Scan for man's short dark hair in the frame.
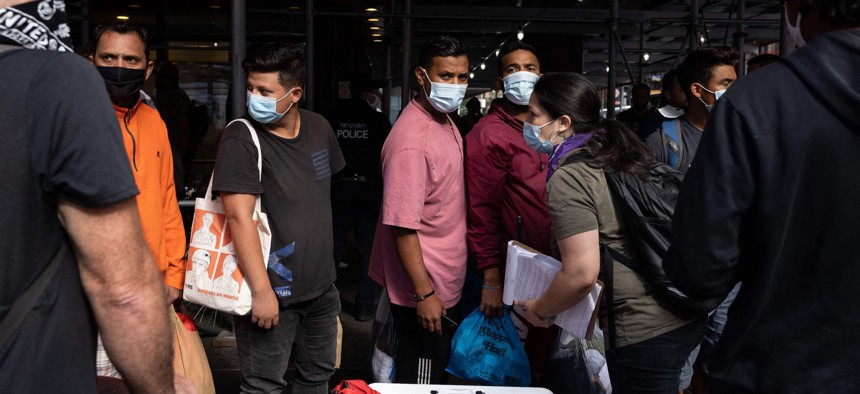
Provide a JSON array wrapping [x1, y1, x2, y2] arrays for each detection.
[[661, 69, 679, 92], [747, 53, 780, 68], [242, 43, 306, 88], [496, 40, 539, 77], [93, 22, 150, 61], [417, 36, 467, 70], [677, 47, 739, 98], [632, 83, 650, 94]]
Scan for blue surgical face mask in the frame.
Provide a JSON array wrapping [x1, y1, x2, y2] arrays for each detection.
[[523, 119, 557, 154], [503, 71, 540, 106], [421, 69, 468, 113], [695, 83, 726, 113], [247, 87, 296, 124]]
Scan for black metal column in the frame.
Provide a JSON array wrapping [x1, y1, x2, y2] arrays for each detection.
[[230, 0, 246, 120], [689, 0, 700, 52], [80, 0, 89, 47], [156, 0, 168, 62], [638, 22, 645, 83], [305, 0, 315, 111], [400, 0, 412, 110], [733, 0, 747, 76], [385, 44, 392, 118], [607, 0, 618, 118]]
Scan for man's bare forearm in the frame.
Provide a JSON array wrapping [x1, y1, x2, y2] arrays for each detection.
[[59, 198, 174, 393], [221, 193, 271, 295], [391, 226, 433, 296]]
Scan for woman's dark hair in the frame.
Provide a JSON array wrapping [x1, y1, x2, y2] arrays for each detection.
[[533, 72, 652, 178], [242, 43, 306, 88]]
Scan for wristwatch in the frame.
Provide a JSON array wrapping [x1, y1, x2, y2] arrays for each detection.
[[413, 289, 436, 302]]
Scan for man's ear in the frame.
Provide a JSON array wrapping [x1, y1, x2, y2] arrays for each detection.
[[494, 76, 504, 92], [690, 83, 704, 99], [88, 55, 94, 64], [292, 86, 303, 103], [414, 67, 426, 86], [144, 60, 154, 80]]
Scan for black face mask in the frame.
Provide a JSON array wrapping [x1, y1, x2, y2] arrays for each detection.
[[96, 66, 146, 108]]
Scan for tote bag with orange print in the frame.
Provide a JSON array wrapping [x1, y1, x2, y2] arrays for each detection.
[[183, 119, 271, 315]]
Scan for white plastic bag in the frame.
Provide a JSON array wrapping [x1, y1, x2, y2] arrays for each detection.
[[371, 292, 397, 383]]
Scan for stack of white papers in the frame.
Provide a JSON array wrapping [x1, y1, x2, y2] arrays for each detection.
[[503, 241, 602, 339]]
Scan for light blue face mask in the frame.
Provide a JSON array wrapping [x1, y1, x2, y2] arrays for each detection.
[[523, 119, 557, 154], [247, 87, 296, 124], [422, 69, 468, 113], [695, 83, 726, 113], [503, 71, 540, 106]]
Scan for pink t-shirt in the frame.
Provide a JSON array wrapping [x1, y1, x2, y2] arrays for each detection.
[[369, 100, 467, 308]]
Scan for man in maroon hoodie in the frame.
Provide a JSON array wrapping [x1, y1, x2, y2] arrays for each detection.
[[464, 41, 555, 381]]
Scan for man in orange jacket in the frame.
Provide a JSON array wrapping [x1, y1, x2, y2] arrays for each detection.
[[89, 22, 187, 304]]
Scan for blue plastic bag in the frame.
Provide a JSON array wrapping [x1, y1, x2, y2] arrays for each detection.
[[445, 308, 530, 386]]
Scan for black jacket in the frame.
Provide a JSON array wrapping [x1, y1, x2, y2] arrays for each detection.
[[664, 30, 860, 393]]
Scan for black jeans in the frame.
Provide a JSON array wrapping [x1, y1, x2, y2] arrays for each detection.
[[389, 303, 461, 384], [235, 285, 341, 394], [607, 318, 706, 394], [331, 181, 382, 312]]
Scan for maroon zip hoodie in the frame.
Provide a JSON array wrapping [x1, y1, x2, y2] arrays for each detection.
[[465, 98, 552, 270]]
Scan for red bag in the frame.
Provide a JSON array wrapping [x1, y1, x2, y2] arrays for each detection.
[[331, 380, 380, 394]]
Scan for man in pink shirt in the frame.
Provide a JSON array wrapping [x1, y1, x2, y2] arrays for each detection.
[[369, 36, 469, 384]]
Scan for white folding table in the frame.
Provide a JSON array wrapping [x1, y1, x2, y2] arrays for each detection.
[[369, 383, 553, 394]]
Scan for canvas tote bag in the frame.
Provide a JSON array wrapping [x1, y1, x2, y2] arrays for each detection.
[[183, 119, 271, 315]]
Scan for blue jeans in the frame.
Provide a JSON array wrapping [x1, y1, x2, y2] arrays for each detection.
[[235, 284, 341, 394], [608, 319, 706, 394], [700, 282, 741, 372], [678, 282, 742, 388]]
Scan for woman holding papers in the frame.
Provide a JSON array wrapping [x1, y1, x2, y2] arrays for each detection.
[[515, 72, 704, 393]]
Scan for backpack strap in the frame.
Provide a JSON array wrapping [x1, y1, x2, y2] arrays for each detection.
[[599, 243, 617, 356], [661, 119, 684, 169], [604, 244, 641, 276], [0, 238, 68, 347]]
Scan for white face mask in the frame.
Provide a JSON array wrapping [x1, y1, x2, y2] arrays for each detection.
[[503, 71, 540, 106], [695, 83, 726, 113], [421, 69, 468, 113], [658, 105, 685, 119], [785, 6, 807, 48]]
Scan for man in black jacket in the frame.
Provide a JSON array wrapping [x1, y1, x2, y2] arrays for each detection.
[[663, 0, 860, 392]]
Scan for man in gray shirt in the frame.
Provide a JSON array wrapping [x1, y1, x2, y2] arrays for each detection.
[[645, 47, 738, 171]]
